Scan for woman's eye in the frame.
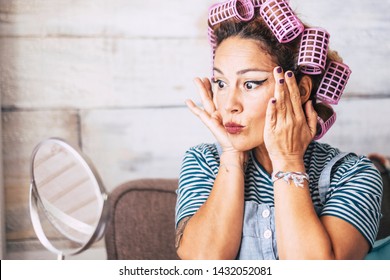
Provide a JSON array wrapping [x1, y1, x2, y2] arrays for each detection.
[[244, 82, 256, 90], [243, 79, 267, 90], [213, 80, 227, 89]]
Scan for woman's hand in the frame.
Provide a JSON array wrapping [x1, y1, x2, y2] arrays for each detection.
[[264, 67, 318, 166], [179, 77, 248, 260], [186, 77, 238, 154]]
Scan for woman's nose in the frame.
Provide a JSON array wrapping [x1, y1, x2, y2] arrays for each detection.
[[224, 88, 243, 114]]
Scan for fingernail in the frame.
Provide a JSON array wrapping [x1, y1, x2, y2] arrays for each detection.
[[277, 67, 282, 73], [279, 78, 285, 84], [287, 71, 293, 78], [272, 98, 277, 104]]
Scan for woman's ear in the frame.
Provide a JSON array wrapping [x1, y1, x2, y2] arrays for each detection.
[[298, 75, 313, 104]]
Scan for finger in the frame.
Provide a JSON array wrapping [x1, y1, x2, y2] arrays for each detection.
[[202, 77, 214, 99], [304, 100, 318, 138], [186, 99, 227, 145], [273, 66, 292, 118], [202, 77, 218, 109], [185, 99, 201, 116], [265, 97, 277, 132], [194, 77, 216, 115], [185, 99, 218, 130], [185, 99, 206, 118], [285, 71, 304, 119]]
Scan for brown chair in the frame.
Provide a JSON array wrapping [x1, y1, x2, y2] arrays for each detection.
[[105, 178, 179, 259], [368, 154, 390, 240]]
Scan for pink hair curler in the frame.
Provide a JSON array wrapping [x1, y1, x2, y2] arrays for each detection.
[[298, 28, 330, 75], [313, 105, 337, 140], [208, 0, 255, 26], [260, 0, 304, 43], [252, 0, 291, 10], [316, 61, 352, 105], [251, 0, 266, 8]]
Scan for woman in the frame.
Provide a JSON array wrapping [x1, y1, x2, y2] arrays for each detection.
[[175, 0, 382, 260]]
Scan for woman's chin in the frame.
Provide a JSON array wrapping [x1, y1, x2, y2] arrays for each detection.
[[231, 142, 256, 153], [229, 137, 263, 152]]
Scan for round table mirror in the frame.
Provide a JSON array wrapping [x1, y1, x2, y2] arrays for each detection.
[[29, 138, 109, 259]]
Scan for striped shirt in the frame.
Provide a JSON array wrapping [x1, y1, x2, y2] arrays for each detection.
[[175, 141, 383, 246]]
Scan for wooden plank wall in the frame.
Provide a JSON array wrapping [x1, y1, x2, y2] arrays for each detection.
[[1, 0, 389, 259]]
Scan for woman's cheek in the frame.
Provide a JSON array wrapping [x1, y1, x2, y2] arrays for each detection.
[[215, 95, 226, 113]]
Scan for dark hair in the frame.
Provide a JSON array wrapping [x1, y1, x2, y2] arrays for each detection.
[[211, 17, 343, 102]]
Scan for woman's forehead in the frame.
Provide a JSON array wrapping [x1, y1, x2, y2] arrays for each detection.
[[214, 37, 276, 74]]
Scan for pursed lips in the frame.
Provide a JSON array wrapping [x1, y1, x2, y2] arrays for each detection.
[[224, 122, 245, 134]]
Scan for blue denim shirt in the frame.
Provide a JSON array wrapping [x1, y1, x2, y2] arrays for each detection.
[[236, 152, 349, 260], [237, 202, 278, 259]]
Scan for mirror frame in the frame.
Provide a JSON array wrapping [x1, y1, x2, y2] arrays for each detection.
[[29, 137, 109, 259]]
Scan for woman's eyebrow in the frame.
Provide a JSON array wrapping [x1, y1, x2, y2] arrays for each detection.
[[213, 67, 224, 75], [236, 68, 269, 75], [213, 67, 270, 76]]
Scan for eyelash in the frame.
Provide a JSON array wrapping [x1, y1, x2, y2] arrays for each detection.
[[244, 79, 267, 90], [212, 79, 268, 90], [211, 79, 222, 88]]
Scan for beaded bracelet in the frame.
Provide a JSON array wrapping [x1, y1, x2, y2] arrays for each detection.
[[272, 171, 309, 188]]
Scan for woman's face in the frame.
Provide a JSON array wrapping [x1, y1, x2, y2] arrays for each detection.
[[213, 36, 277, 151]]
